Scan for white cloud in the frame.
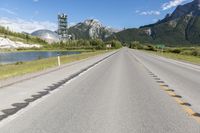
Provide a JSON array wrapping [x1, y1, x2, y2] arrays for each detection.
[[0, 8, 17, 16], [139, 11, 161, 16], [162, 0, 186, 10], [135, 10, 140, 13], [0, 17, 57, 33]]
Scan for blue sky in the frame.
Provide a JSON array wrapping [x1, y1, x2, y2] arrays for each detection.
[[0, 0, 192, 33]]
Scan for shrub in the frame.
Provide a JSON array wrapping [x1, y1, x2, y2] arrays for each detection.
[[145, 45, 157, 51], [191, 50, 200, 56], [90, 39, 106, 50], [15, 61, 23, 65], [130, 41, 144, 49], [106, 40, 122, 49], [170, 48, 182, 54], [180, 50, 193, 56]]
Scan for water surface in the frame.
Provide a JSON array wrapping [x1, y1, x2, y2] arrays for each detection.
[[0, 51, 81, 65]]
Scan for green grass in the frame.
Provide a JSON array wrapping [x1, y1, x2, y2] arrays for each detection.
[[146, 51, 200, 65], [0, 50, 111, 80], [0, 49, 94, 53]]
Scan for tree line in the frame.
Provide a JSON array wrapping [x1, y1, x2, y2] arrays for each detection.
[[45, 39, 122, 50], [0, 26, 122, 50]]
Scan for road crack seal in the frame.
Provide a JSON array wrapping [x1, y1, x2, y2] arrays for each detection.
[[130, 50, 200, 124]]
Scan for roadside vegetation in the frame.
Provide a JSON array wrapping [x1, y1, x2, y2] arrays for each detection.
[[3, 39, 122, 52], [129, 41, 200, 64], [0, 27, 122, 79], [0, 26, 47, 45], [0, 26, 122, 52], [0, 50, 113, 80], [42, 39, 122, 50]]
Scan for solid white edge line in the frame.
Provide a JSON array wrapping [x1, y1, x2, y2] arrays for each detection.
[[0, 51, 114, 129]]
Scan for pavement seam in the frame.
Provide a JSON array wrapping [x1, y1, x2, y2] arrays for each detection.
[[149, 67, 200, 124], [129, 50, 200, 124], [0, 51, 119, 122], [159, 84, 200, 124], [149, 70, 200, 124]]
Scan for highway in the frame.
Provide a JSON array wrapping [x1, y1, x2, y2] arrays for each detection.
[[131, 50, 200, 113], [0, 48, 200, 132]]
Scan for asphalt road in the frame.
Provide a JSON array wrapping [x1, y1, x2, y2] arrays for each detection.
[[0, 48, 200, 133], [130, 50, 200, 113]]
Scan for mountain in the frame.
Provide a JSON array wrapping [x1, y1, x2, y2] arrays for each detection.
[[68, 19, 116, 40], [109, 0, 200, 46]]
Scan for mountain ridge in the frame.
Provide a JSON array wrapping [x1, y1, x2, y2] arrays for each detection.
[[109, 0, 200, 46], [68, 19, 118, 40]]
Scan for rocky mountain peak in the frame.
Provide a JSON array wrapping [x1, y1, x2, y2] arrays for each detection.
[[193, 0, 200, 9], [194, 0, 200, 4], [68, 19, 116, 40], [112, 0, 200, 45], [141, 0, 200, 28], [83, 19, 103, 28], [165, 0, 200, 21]]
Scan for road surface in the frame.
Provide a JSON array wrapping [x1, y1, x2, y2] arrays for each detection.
[[131, 50, 200, 113], [0, 48, 200, 133]]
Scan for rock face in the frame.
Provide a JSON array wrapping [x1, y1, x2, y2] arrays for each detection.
[[110, 0, 200, 45], [166, 0, 200, 20], [0, 37, 41, 49], [85, 19, 103, 39], [68, 19, 116, 40], [145, 0, 200, 26]]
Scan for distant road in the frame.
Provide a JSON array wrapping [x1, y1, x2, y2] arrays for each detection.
[[0, 48, 200, 133]]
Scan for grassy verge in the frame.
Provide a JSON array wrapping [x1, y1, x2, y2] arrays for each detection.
[[0, 49, 94, 53], [145, 50, 200, 65], [0, 50, 111, 80]]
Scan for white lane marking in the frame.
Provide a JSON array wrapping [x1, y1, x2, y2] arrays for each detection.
[[129, 51, 148, 69], [0, 52, 112, 129], [137, 50, 200, 72]]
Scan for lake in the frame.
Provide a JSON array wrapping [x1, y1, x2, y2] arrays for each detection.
[[0, 51, 81, 65]]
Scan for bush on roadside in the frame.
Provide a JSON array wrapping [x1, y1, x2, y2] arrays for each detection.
[[169, 48, 182, 54], [106, 40, 122, 49], [180, 50, 193, 56], [90, 39, 106, 50], [179, 49, 200, 57], [191, 49, 200, 56], [144, 44, 157, 51], [15, 61, 23, 65], [130, 41, 144, 49]]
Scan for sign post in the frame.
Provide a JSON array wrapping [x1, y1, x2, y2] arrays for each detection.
[[57, 53, 61, 66]]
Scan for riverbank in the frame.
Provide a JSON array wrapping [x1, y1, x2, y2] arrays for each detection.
[[0, 50, 111, 80], [0, 48, 94, 53]]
